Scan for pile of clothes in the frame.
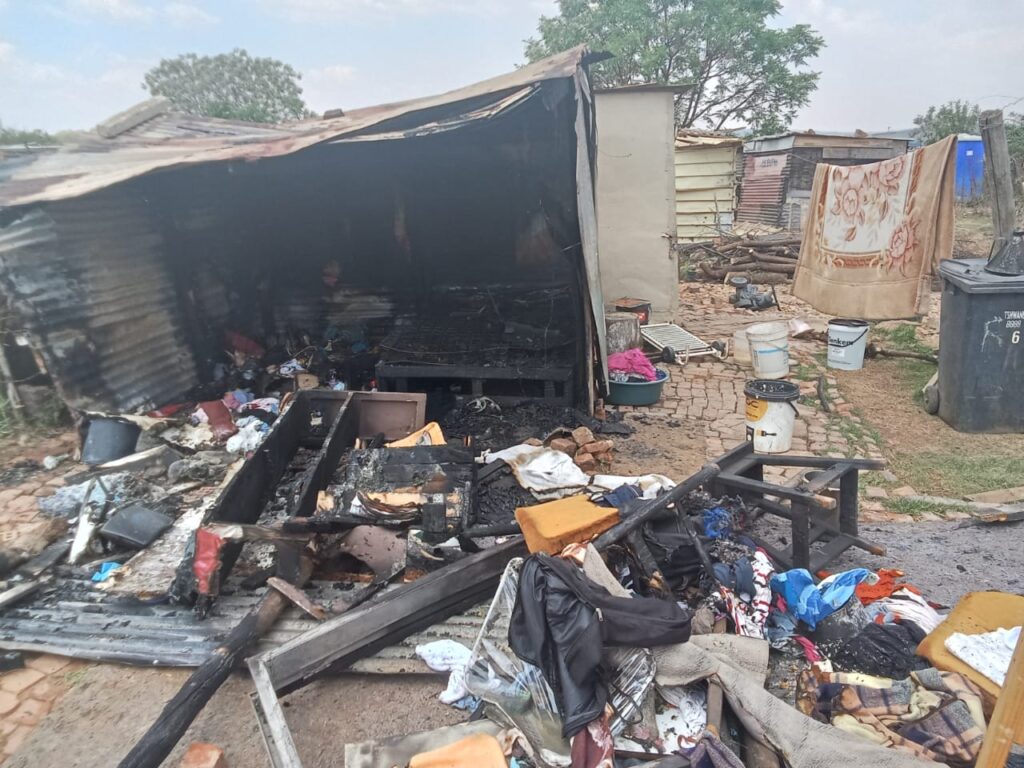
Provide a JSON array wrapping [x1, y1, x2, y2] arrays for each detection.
[[607, 349, 664, 384]]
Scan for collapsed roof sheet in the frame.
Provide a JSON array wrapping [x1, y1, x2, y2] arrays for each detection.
[[0, 47, 588, 208]]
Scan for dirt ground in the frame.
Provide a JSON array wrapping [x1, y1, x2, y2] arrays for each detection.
[[7, 668, 462, 767], [610, 413, 707, 480]]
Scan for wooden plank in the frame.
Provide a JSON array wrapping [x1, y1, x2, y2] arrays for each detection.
[[255, 539, 527, 693], [976, 628, 1024, 768], [980, 110, 1016, 252], [716, 473, 837, 511]]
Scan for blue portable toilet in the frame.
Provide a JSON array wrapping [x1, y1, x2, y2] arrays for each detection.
[[955, 134, 985, 201]]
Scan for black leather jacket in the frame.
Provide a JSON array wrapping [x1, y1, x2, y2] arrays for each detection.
[[508, 553, 692, 737]]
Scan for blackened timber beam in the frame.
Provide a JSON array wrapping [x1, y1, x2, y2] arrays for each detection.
[[251, 538, 527, 695]]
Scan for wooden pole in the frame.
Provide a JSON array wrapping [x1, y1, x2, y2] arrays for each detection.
[[979, 110, 1017, 256], [116, 553, 316, 768], [975, 629, 1024, 768]]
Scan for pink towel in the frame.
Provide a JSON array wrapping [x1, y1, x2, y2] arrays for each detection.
[[608, 349, 657, 381]]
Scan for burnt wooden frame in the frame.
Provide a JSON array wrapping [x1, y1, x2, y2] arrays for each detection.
[[247, 539, 527, 768], [709, 442, 886, 572]]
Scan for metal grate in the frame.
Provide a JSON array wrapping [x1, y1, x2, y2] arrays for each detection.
[[641, 323, 717, 357]]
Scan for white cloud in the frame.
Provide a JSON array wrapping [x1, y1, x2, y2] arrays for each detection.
[[302, 63, 357, 113], [268, 0, 525, 20], [67, 0, 153, 21], [0, 45, 153, 130], [163, 2, 218, 25]]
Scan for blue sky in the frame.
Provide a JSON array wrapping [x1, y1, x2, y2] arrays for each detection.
[[1, 0, 1023, 132]]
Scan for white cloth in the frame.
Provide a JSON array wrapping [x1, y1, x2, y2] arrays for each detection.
[[866, 588, 944, 633], [483, 445, 590, 499], [945, 626, 1021, 687], [416, 639, 473, 705]]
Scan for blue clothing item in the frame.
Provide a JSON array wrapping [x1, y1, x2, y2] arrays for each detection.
[[703, 506, 732, 539], [770, 568, 872, 629], [91, 562, 122, 582]]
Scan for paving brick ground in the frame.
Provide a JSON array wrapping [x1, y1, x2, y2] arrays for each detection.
[[610, 282, 937, 522], [0, 655, 87, 762]]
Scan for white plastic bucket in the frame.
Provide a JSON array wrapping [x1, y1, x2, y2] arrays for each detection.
[[746, 321, 790, 379], [744, 379, 800, 453], [827, 319, 870, 370], [733, 328, 751, 364]]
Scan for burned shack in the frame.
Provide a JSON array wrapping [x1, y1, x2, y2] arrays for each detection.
[[0, 47, 606, 417]]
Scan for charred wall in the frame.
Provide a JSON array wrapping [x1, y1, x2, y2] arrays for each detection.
[[0, 79, 589, 412]]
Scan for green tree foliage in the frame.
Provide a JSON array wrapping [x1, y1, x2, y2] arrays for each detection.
[[143, 49, 309, 123], [525, 0, 823, 132], [0, 121, 58, 145], [912, 100, 979, 145]]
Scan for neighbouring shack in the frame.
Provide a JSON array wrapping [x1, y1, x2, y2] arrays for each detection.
[[738, 130, 911, 232], [0, 47, 607, 418]]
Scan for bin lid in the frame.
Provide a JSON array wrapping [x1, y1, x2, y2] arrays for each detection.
[[939, 259, 1024, 294]]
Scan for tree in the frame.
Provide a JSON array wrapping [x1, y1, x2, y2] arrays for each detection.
[[143, 49, 310, 123], [913, 100, 979, 145], [525, 0, 823, 133], [0, 121, 58, 146]]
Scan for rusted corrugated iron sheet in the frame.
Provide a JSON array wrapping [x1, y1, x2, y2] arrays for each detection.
[[0, 190, 196, 412], [0, 47, 589, 208], [736, 151, 790, 226]]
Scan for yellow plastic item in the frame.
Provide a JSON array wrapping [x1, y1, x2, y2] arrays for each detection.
[[515, 495, 619, 555], [409, 732, 506, 768], [386, 421, 446, 448], [917, 590, 1024, 709]]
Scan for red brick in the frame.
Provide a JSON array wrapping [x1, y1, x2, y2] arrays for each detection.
[[0, 691, 18, 716], [0, 669, 43, 695], [24, 656, 70, 676], [180, 742, 227, 768], [581, 439, 614, 456], [24, 678, 63, 703], [0, 489, 22, 504], [574, 452, 598, 473], [570, 426, 595, 447], [2, 724, 33, 755], [4, 496, 38, 515], [547, 438, 577, 457], [8, 697, 49, 726]]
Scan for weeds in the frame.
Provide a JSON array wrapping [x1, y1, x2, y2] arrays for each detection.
[[884, 497, 952, 518], [891, 451, 1024, 497]]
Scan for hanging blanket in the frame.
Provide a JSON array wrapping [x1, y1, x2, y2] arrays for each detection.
[[793, 136, 957, 319]]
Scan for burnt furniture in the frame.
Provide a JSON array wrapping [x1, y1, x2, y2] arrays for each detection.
[[710, 442, 886, 572]]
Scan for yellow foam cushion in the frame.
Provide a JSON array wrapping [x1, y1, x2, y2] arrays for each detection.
[[409, 732, 506, 768], [515, 495, 620, 555]]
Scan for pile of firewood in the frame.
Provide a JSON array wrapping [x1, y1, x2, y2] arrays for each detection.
[[680, 234, 801, 282]]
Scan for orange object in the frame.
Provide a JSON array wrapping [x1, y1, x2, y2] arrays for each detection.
[[515, 496, 619, 555], [387, 421, 446, 448], [409, 732, 506, 768], [180, 743, 226, 768], [855, 568, 921, 605]]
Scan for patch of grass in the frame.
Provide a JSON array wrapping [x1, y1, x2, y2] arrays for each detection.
[[64, 667, 89, 687], [884, 497, 952, 518], [792, 362, 818, 382], [892, 451, 1024, 497], [861, 470, 895, 489], [872, 324, 936, 356]]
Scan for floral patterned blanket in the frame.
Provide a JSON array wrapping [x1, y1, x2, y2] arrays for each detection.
[[793, 136, 957, 319]]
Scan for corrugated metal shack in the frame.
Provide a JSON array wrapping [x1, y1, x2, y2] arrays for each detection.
[[737, 131, 911, 232], [674, 130, 742, 241], [0, 48, 608, 414]]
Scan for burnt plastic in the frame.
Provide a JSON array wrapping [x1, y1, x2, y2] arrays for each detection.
[[938, 258, 1024, 432], [100, 503, 173, 549], [82, 418, 141, 465]]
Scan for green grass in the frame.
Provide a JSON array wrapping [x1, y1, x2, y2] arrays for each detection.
[[871, 323, 936, 356], [891, 451, 1024, 498], [884, 497, 953, 518]]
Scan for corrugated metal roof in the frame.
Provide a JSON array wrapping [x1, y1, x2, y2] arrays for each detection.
[[0, 47, 589, 209], [0, 576, 489, 669], [675, 130, 743, 148], [736, 152, 789, 226], [0, 190, 197, 412]]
